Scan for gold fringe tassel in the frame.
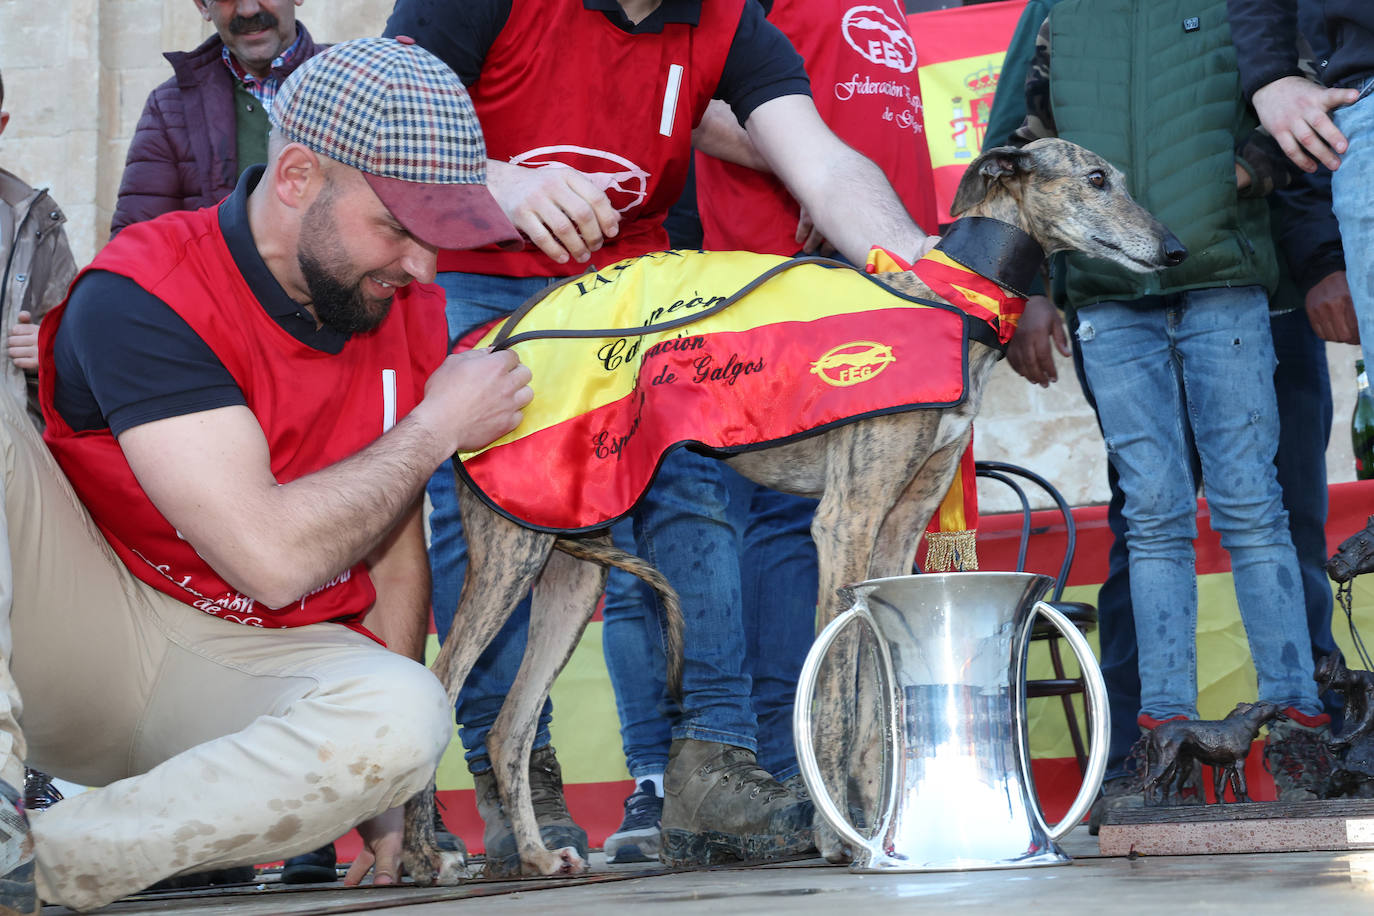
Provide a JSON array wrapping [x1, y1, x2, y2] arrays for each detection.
[[924, 529, 979, 572]]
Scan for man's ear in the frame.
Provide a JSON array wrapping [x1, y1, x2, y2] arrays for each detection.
[[272, 142, 325, 211], [949, 146, 1034, 218], [191, 0, 212, 23]]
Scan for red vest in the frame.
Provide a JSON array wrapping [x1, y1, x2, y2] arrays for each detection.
[[39, 208, 448, 632], [439, 0, 745, 277], [696, 0, 939, 251]]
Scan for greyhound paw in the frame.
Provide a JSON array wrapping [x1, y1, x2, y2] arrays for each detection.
[[524, 845, 588, 877], [401, 844, 468, 887]]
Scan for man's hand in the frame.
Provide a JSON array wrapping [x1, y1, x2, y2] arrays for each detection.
[[1305, 269, 1359, 344], [411, 348, 534, 456], [795, 207, 834, 256], [7, 311, 39, 370], [343, 805, 405, 887], [487, 160, 620, 265], [1251, 76, 1360, 172], [1005, 295, 1069, 386]]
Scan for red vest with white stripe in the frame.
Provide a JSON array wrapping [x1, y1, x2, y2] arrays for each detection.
[[696, 0, 939, 251], [439, 0, 745, 277], [38, 207, 448, 631]]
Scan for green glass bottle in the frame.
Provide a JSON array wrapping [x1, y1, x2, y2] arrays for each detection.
[[1355, 359, 1374, 481]]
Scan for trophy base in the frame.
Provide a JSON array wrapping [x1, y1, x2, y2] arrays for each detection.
[[1098, 799, 1374, 856]]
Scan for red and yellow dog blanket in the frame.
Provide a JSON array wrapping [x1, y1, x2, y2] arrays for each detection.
[[456, 242, 1027, 573]]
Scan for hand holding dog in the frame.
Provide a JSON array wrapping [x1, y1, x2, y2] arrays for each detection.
[[413, 348, 534, 456], [1006, 295, 1069, 387], [1305, 269, 1359, 344], [1251, 76, 1359, 173], [7, 311, 38, 370], [488, 160, 621, 265]]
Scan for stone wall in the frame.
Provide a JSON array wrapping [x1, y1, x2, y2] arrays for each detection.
[[0, 0, 1360, 510]]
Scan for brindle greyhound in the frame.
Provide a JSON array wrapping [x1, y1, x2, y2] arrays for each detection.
[[400, 138, 1186, 882]]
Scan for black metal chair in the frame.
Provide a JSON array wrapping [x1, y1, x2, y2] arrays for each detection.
[[975, 460, 1098, 775]]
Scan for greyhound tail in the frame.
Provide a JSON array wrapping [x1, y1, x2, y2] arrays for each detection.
[[552, 537, 685, 701]]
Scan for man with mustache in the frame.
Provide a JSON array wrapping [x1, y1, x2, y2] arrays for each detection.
[[111, 1, 325, 235], [0, 39, 532, 913]]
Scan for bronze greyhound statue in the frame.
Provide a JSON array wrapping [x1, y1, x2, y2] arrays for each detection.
[[400, 137, 1186, 881], [1142, 702, 1285, 805]]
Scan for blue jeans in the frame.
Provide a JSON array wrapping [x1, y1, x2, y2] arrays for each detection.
[[1071, 305, 1337, 779], [601, 466, 818, 781], [1075, 287, 1321, 720], [1332, 78, 1374, 372], [427, 271, 561, 772]]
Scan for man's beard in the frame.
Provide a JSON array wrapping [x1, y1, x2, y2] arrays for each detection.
[[297, 188, 394, 335]]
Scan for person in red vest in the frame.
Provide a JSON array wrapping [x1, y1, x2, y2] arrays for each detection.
[[0, 38, 531, 913], [384, 0, 934, 870]]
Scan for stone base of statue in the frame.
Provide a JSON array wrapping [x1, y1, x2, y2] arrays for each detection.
[[1097, 799, 1374, 856]]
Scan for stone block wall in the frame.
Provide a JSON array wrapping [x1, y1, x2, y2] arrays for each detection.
[[0, 0, 1361, 512]]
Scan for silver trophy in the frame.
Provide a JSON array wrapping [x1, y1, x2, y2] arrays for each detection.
[[795, 572, 1108, 871]]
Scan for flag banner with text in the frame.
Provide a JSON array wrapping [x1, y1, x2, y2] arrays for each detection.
[[909, 0, 1025, 223], [457, 249, 970, 533]]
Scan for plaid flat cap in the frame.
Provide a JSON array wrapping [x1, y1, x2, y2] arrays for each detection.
[[270, 36, 520, 251]]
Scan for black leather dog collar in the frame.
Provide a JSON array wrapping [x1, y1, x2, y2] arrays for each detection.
[[934, 217, 1044, 298]]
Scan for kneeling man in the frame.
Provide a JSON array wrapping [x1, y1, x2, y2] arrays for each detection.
[[0, 38, 530, 912]]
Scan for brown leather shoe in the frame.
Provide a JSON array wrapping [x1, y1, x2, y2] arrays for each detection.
[[661, 739, 813, 866], [474, 745, 588, 877]]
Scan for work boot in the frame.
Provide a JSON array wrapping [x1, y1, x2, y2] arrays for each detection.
[[0, 781, 37, 916], [1266, 708, 1336, 802], [474, 745, 588, 877], [661, 739, 813, 866]]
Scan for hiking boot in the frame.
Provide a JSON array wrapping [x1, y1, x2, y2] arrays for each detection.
[[280, 843, 337, 885], [433, 801, 464, 856], [1266, 707, 1336, 802], [474, 745, 588, 877], [660, 739, 813, 866], [0, 781, 36, 916], [1088, 773, 1144, 835], [604, 779, 663, 864], [1135, 714, 1204, 807], [780, 773, 811, 802]]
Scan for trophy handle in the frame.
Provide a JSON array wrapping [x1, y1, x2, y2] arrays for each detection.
[[1025, 600, 1110, 840], [794, 605, 881, 855]]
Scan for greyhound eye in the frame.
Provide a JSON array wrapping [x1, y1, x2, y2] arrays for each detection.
[[1088, 170, 1108, 189]]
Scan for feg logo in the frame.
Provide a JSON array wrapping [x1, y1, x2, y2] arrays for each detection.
[[811, 341, 896, 387], [509, 145, 651, 214], [842, 5, 917, 73]]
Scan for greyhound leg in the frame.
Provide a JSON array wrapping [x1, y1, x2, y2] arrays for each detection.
[[401, 490, 554, 885], [487, 546, 605, 876]]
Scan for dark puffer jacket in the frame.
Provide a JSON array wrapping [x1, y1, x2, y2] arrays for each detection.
[[1229, 0, 1374, 94], [110, 25, 324, 235]]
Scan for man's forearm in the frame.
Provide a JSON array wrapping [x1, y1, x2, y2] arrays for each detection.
[[363, 504, 432, 661]]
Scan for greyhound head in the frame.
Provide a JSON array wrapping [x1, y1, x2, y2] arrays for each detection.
[[950, 138, 1186, 274]]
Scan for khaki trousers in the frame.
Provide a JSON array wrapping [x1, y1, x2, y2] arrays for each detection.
[[0, 389, 451, 911]]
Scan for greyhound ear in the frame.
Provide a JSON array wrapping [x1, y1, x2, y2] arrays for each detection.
[[950, 146, 1034, 218]]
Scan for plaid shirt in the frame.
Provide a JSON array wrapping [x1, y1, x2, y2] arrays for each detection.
[[221, 28, 305, 109]]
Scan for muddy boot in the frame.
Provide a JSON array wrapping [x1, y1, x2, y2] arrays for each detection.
[[1266, 708, 1336, 801], [474, 745, 588, 877], [660, 739, 813, 866]]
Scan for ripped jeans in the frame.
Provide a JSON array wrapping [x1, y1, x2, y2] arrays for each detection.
[[1075, 286, 1321, 720]]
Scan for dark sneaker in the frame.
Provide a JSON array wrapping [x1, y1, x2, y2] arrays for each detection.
[[604, 779, 663, 864], [1266, 707, 1335, 802], [661, 739, 813, 867], [21, 771, 60, 812], [0, 781, 36, 916], [474, 745, 588, 878], [280, 842, 337, 885]]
